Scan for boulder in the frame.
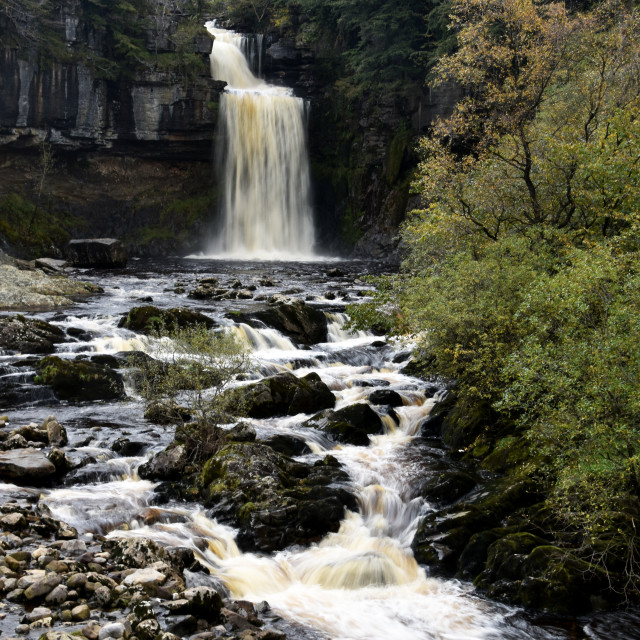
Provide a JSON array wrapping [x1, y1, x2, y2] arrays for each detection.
[[368, 389, 404, 407], [65, 238, 128, 268], [35, 356, 125, 401], [198, 442, 357, 552], [0, 448, 57, 484], [0, 315, 65, 354], [230, 371, 335, 418], [236, 298, 328, 345], [303, 403, 384, 446], [119, 305, 214, 335]]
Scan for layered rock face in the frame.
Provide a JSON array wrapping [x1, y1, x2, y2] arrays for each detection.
[[0, 4, 222, 155]]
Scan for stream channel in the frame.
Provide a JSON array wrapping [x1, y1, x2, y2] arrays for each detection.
[[0, 257, 637, 640]]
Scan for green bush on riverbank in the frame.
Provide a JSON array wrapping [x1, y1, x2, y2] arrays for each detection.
[[351, 0, 640, 604]]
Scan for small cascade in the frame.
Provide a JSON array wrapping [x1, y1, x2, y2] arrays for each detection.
[[207, 22, 315, 259]]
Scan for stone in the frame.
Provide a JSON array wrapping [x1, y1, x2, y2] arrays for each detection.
[[98, 622, 127, 640], [35, 356, 125, 401], [45, 584, 68, 605], [0, 264, 102, 311], [43, 416, 68, 446], [118, 306, 214, 335], [65, 239, 128, 268], [233, 371, 335, 419], [0, 449, 56, 484], [93, 584, 112, 606], [368, 389, 404, 407], [123, 568, 166, 587], [0, 512, 27, 530], [0, 315, 65, 354], [82, 620, 102, 640], [135, 619, 161, 640], [35, 258, 68, 273], [303, 403, 385, 446], [24, 573, 62, 599], [199, 441, 357, 553], [61, 539, 86, 554], [22, 606, 52, 622], [72, 604, 91, 621], [181, 586, 222, 619]]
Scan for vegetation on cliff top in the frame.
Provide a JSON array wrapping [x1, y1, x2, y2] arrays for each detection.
[[351, 0, 640, 601]]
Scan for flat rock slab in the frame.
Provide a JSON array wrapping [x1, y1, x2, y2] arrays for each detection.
[[0, 264, 101, 311], [0, 448, 56, 483]]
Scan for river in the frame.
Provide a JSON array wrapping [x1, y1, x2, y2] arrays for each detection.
[[1, 257, 637, 640]]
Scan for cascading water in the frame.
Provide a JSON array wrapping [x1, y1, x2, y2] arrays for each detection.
[[206, 22, 315, 259]]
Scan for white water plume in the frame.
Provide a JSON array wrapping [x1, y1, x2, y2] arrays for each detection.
[[206, 22, 315, 259]]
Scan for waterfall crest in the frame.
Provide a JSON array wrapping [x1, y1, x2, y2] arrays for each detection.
[[206, 22, 315, 259]]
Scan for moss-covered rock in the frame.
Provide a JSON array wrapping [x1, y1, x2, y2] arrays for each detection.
[[0, 315, 65, 354], [230, 371, 335, 418], [303, 402, 384, 446], [411, 475, 544, 573], [476, 542, 613, 614], [118, 305, 214, 335], [234, 298, 328, 345], [198, 442, 357, 553], [35, 355, 125, 401]]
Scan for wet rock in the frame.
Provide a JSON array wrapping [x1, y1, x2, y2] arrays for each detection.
[[65, 239, 128, 268], [303, 403, 384, 446], [45, 583, 68, 605], [238, 299, 328, 345], [144, 401, 192, 426], [199, 441, 356, 553], [412, 476, 544, 576], [98, 622, 127, 640], [38, 633, 79, 640], [22, 605, 51, 622], [135, 618, 161, 640], [138, 444, 186, 481], [226, 422, 256, 443], [24, 572, 62, 599], [72, 603, 92, 621], [234, 371, 335, 418], [368, 389, 404, 407], [0, 315, 65, 354], [123, 568, 166, 587], [111, 437, 148, 456], [263, 433, 311, 456], [35, 356, 125, 401], [43, 415, 68, 446], [180, 586, 222, 619], [118, 305, 214, 335], [47, 448, 72, 474], [82, 620, 102, 640], [418, 470, 479, 507], [0, 449, 57, 484], [35, 258, 68, 274], [102, 538, 169, 569]]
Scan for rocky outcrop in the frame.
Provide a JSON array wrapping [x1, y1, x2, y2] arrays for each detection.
[[118, 305, 214, 334], [65, 238, 128, 268], [198, 442, 356, 552], [0, 315, 65, 354], [0, 264, 102, 311], [0, 448, 57, 483], [303, 403, 385, 446], [237, 298, 328, 345], [35, 355, 126, 401], [230, 371, 335, 418]]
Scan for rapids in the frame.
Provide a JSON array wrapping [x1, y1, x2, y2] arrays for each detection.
[[0, 257, 631, 640]]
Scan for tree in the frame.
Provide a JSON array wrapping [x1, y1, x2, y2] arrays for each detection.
[[133, 323, 249, 460]]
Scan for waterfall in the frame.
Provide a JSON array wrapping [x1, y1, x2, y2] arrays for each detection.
[[206, 22, 315, 259]]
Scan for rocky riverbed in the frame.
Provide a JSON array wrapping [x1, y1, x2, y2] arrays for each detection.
[[0, 256, 637, 640]]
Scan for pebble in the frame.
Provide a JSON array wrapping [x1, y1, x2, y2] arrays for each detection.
[[72, 604, 91, 621], [22, 606, 52, 622], [98, 621, 127, 640]]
